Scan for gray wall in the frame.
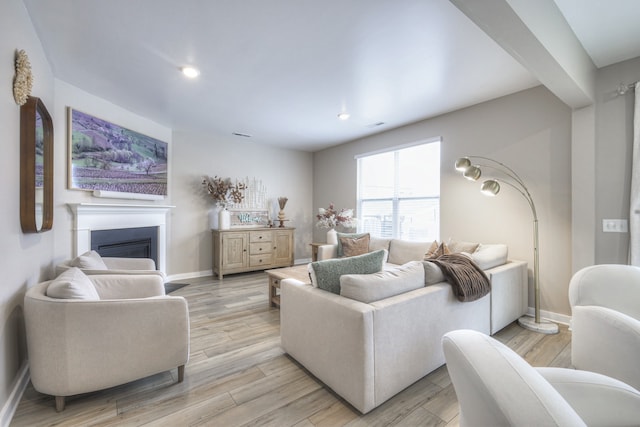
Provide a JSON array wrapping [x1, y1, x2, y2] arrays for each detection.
[[314, 86, 573, 317], [594, 57, 640, 263], [169, 131, 313, 278]]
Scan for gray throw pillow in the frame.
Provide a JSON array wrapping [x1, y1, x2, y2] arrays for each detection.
[[46, 267, 100, 300], [309, 249, 386, 294], [340, 261, 425, 303]]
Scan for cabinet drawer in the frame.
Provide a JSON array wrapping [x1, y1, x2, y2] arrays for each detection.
[[250, 242, 272, 255], [249, 254, 272, 267], [249, 231, 272, 243]]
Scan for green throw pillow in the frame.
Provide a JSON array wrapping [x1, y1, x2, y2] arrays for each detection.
[[310, 249, 386, 295], [336, 232, 370, 257]]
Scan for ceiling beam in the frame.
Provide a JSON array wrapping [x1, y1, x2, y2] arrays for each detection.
[[450, 0, 596, 109]]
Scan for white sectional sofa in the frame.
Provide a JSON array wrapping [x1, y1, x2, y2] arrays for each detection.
[[280, 236, 528, 414]]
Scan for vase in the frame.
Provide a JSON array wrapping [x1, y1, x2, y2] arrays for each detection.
[[326, 228, 338, 244], [218, 208, 231, 230], [208, 209, 219, 229]]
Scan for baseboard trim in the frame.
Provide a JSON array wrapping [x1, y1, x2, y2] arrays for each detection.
[[0, 362, 29, 427], [525, 307, 571, 326], [166, 270, 213, 282]]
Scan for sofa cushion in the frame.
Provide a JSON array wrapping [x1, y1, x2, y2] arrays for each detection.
[[340, 233, 370, 257], [340, 261, 425, 303], [388, 240, 434, 265], [46, 267, 100, 300], [309, 249, 386, 295], [336, 232, 369, 257], [472, 244, 508, 270], [423, 261, 446, 285], [70, 250, 108, 270], [369, 237, 392, 255]]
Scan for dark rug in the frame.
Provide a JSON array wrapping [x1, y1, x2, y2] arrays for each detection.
[[165, 282, 189, 294]]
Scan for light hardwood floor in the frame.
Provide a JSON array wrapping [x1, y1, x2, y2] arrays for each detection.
[[11, 272, 571, 426]]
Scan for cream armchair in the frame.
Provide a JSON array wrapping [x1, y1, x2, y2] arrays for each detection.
[[442, 329, 640, 426], [56, 250, 165, 279], [24, 272, 189, 411], [569, 264, 640, 390]]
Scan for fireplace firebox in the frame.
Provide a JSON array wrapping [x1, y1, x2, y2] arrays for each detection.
[[91, 226, 158, 268]]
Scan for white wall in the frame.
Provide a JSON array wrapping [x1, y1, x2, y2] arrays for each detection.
[[0, 0, 55, 420], [314, 86, 573, 317], [169, 131, 314, 278]]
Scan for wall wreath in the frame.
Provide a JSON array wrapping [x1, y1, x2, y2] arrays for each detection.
[[13, 49, 33, 106]]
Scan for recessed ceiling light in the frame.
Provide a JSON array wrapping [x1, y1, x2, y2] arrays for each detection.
[[181, 66, 200, 78], [337, 112, 350, 121]]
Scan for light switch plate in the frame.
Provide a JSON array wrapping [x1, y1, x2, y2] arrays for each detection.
[[602, 219, 628, 233]]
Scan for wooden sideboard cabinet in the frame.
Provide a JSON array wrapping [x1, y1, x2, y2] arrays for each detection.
[[212, 227, 294, 279]]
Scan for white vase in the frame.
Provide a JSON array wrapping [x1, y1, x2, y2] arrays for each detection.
[[327, 228, 338, 244], [218, 208, 231, 230], [208, 209, 219, 229]]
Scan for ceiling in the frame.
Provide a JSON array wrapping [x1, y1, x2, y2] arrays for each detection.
[[22, 0, 640, 152]]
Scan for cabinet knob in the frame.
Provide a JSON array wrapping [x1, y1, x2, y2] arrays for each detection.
[[259, 248, 262, 251], [259, 236, 263, 239]]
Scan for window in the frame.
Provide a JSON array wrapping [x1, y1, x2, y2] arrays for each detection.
[[356, 139, 440, 242]]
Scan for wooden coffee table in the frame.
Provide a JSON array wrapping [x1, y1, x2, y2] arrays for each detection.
[[265, 264, 310, 308]]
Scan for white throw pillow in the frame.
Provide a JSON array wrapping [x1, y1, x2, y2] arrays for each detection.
[[46, 267, 100, 300], [70, 250, 108, 270], [472, 244, 508, 270], [340, 261, 425, 303]]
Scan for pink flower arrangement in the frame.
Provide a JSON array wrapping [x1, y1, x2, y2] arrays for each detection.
[[316, 203, 357, 229]]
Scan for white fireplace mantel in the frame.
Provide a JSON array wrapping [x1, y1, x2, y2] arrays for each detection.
[[67, 203, 174, 274]]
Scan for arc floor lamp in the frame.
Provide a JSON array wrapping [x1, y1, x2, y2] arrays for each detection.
[[455, 156, 558, 334]]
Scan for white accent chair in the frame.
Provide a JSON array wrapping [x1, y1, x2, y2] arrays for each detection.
[[569, 264, 640, 391], [442, 329, 640, 426], [24, 273, 189, 411]]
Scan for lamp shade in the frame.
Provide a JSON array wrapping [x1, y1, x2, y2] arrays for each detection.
[[481, 179, 500, 196], [463, 165, 482, 181], [455, 157, 471, 171]]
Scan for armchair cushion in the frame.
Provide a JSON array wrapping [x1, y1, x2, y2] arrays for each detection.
[[340, 261, 424, 303], [46, 268, 100, 300], [70, 250, 108, 270], [309, 249, 386, 294]]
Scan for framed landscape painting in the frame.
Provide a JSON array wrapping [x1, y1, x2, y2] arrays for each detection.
[[68, 108, 168, 197]]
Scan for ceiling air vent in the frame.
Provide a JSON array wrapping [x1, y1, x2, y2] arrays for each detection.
[[232, 132, 252, 138], [366, 122, 385, 128]]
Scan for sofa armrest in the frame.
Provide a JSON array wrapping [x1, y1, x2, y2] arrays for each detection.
[[485, 260, 528, 334], [537, 367, 640, 426], [280, 278, 375, 412], [24, 294, 189, 397], [89, 274, 166, 299], [317, 244, 338, 260], [571, 305, 640, 390]]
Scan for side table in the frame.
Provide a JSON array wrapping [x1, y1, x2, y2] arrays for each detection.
[[265, 264, 310, 308], [309, 242, 325, 262]]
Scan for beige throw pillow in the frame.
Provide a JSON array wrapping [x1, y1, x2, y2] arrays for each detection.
[[448, 239, 480, 254], [46, 267, 100, 300], [340, 233, 370, 257], [71, 250, 108, 270], [424, 242, 451, 259]]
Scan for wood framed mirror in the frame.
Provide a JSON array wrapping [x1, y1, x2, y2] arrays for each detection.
[[21, 96, 53, 233]]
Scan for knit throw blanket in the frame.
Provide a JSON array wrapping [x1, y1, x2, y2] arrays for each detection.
[[428, 254, 490, 302]]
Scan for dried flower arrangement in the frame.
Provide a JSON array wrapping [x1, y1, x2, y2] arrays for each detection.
[[13, 49, 33, 106], [202, 175, 246, 208], [316, 203, 357, 229]]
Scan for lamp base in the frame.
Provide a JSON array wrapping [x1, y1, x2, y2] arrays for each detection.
[[517, 315, 559, 334]]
